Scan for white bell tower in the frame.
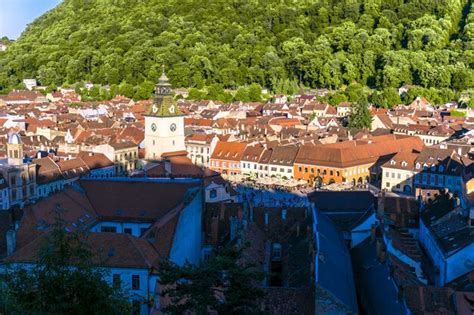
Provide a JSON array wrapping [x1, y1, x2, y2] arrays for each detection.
[[144, 68, 185, 160]]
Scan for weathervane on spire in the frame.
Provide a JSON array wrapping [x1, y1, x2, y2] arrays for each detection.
[[159, 64, 169, 84]]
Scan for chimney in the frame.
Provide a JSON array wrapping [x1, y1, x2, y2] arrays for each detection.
[[377, 191, 385, 220], [219, 203, 225, 220], [210, 216, 219, 244], [164, 159, 172, 176], [371, 224, 376, 241], [376, 238, 384, 261], [6, 229, 16, 256]]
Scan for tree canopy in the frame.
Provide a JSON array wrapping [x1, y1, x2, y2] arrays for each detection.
[[158, 246, 264, 315], [0, 218, 130, 314], [348, 95, 373, 129], [0, 0, 473, 96]]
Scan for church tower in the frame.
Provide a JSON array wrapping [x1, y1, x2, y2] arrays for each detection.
[[7, 133, 24, 166], [144, 68, 186, 160]]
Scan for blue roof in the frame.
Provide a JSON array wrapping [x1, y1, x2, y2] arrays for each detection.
[[315, 208, 358, 313], [351, 238, 408, 315]]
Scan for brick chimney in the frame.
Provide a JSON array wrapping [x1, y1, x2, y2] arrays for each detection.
[[371, 224, 376, 241], [377, 191, 385, 220], [210, 216, 219, 245], [164, 159, 172, 176], [6, 229, 16, 256]]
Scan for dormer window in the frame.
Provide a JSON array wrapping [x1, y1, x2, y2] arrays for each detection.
[[439, 165, 444, 172], [401, 161, 407, 167], [390, 160, 396, 165], [416, 163, 421, 169]]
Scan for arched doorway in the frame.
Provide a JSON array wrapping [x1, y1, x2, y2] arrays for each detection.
[[328, 178, 335, 185], [357, 177, 363, 184]]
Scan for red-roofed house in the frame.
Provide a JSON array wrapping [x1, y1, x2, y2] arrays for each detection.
[[210, 141, 247, 175]]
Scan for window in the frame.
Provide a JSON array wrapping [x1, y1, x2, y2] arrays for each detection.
[[272, 243, 282, 261], [132, 275, 140, 290], [101, 226, 117, 233], [386, 182, 390, 187], [330, 170, 333, 176], [112, 274, 121, 288], [281, 209, 287, 220], [124, 228, 132, 235], [385, 172, 389, 177], [397, 173, 401, 179], [210, 189, 217, 199], [298, 166, 302, 172]]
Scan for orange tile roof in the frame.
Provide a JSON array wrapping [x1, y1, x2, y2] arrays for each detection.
[[211, 141, 247, 161], [296, 136, 424, 168]]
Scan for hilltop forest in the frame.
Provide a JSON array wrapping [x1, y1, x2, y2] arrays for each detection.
[[0, 0, 473, 101]]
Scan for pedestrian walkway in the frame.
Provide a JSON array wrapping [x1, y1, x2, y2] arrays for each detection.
[[237, 186, 310, 209]]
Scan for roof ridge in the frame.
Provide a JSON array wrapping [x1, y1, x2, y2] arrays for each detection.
[[127, 233, 153, 269]]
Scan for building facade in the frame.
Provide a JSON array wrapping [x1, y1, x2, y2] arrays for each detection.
[[144, 71, 185, 160]]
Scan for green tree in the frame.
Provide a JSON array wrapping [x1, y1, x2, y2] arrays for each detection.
[[328, 92, 348, 106], [234, 87, 250, 102], [348, 95, 372, 129], [0, 218, 130, 314], [248, 83, 263, 101], [158, 246, 264, 315], [187, 88, 206, 100]]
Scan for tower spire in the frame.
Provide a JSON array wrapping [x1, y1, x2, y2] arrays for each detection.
[[159, 64, 168, 83]]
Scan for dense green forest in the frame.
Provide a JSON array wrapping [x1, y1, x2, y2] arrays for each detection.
[[0, 0, 473, 99]]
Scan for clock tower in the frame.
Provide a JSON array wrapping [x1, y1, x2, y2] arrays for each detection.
[[144, 68, 186, 160]]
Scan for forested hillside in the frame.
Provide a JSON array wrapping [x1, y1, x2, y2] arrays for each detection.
[[0, 0, 473, 95]]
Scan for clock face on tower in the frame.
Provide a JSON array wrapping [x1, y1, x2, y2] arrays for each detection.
[[151, 123, 157, 132], [170, 123, 177, 132]]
